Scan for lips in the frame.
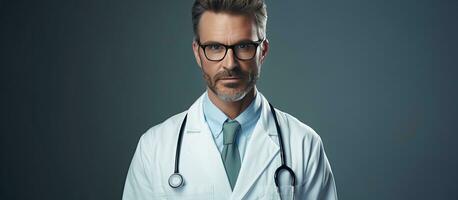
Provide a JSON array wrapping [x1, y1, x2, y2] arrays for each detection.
[[220, 77, 240, 80], [219, 76, 241, 80]]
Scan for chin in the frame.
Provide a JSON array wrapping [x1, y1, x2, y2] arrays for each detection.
[[215, 85, 253, 102], [216, 90, 247, 102]]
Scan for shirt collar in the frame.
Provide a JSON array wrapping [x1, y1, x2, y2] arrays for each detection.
[[202, 89, 262, 138], [202, 92, 228, 137]]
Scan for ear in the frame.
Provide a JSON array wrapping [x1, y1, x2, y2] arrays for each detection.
[[259, 38, 269, 64], [192, 40, 202, 68]]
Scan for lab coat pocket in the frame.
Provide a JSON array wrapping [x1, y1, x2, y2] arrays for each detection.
[[263, 185, 294, 200], [151, 184, 214, 200]]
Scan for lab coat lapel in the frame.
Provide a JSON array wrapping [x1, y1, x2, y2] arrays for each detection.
[[231, 94, 280, 200], [181, 94, 233, 196]]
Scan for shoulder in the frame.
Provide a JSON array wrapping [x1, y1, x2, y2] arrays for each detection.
[[139, 111, 187, 148], [145, 111, 187, 135], [136, 92, 205, 151], [274, 108, 323, 147]]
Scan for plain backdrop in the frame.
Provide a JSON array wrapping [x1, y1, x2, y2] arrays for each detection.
[[1, 0, 457, 199]]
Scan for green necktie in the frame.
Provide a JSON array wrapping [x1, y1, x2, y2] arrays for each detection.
[[222, 120, 241, 190]]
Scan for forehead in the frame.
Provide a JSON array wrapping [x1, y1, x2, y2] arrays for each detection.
[[198, 11, 258, 44]]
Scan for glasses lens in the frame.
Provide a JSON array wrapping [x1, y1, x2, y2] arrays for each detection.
[[204, 44, 226, 61], [235, 43, 257, 60]]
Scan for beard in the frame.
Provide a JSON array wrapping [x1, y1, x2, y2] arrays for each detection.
[[203, 66, 259, 102]]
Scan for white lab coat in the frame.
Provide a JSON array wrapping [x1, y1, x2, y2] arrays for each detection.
[[123, 92, 338, 200]]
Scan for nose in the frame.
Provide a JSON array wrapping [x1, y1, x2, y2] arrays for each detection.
[[222, 48, 238, 70]]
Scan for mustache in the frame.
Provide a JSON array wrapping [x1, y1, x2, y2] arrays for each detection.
[[214, 68, 246, 80]]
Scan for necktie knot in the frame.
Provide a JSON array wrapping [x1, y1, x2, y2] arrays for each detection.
[[223, 120, 241, 145]]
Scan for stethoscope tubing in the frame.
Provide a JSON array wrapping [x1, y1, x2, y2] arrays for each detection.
[[269, 103, 296, 187], [173, 114, 187, 174]]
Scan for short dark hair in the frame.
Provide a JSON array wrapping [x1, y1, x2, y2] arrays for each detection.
[[192, 0, 267, 40]]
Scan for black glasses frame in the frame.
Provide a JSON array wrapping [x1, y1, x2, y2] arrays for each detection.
[[197, 39, 264, 61]]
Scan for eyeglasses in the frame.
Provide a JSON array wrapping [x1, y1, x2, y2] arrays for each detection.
[[197, 39, 264, 61]]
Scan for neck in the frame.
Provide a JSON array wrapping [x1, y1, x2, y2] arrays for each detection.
[[207, 87, 257, 120]]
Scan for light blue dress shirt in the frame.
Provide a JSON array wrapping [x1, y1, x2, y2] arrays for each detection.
[[202, 89, 262, 161]]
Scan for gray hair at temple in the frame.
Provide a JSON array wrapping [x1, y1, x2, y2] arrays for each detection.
[[191, 0, 268, 41]]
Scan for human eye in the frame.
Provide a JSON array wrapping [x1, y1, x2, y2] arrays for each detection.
[[236, 43, 254, 49], [207, 44, 223, 50]]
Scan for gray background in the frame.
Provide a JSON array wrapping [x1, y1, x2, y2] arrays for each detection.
[[1, 0, 457, 199]]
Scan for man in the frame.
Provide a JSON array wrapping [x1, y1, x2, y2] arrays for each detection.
[[123, 0, 338, 199]]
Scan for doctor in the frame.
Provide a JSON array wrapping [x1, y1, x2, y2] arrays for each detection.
[[123, 0, 337, 199]]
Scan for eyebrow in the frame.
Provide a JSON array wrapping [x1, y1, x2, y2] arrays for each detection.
[[200, 39, 257, 46]]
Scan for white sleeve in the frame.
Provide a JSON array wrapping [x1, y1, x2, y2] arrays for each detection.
[[122, 135, 153, 200], [300, 137, 338, 200]]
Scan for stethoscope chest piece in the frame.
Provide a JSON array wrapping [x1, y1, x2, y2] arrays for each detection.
[[168, 173, 184, 188]]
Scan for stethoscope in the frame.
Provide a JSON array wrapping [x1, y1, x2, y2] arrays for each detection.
[[168, 103, 296, 197]]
